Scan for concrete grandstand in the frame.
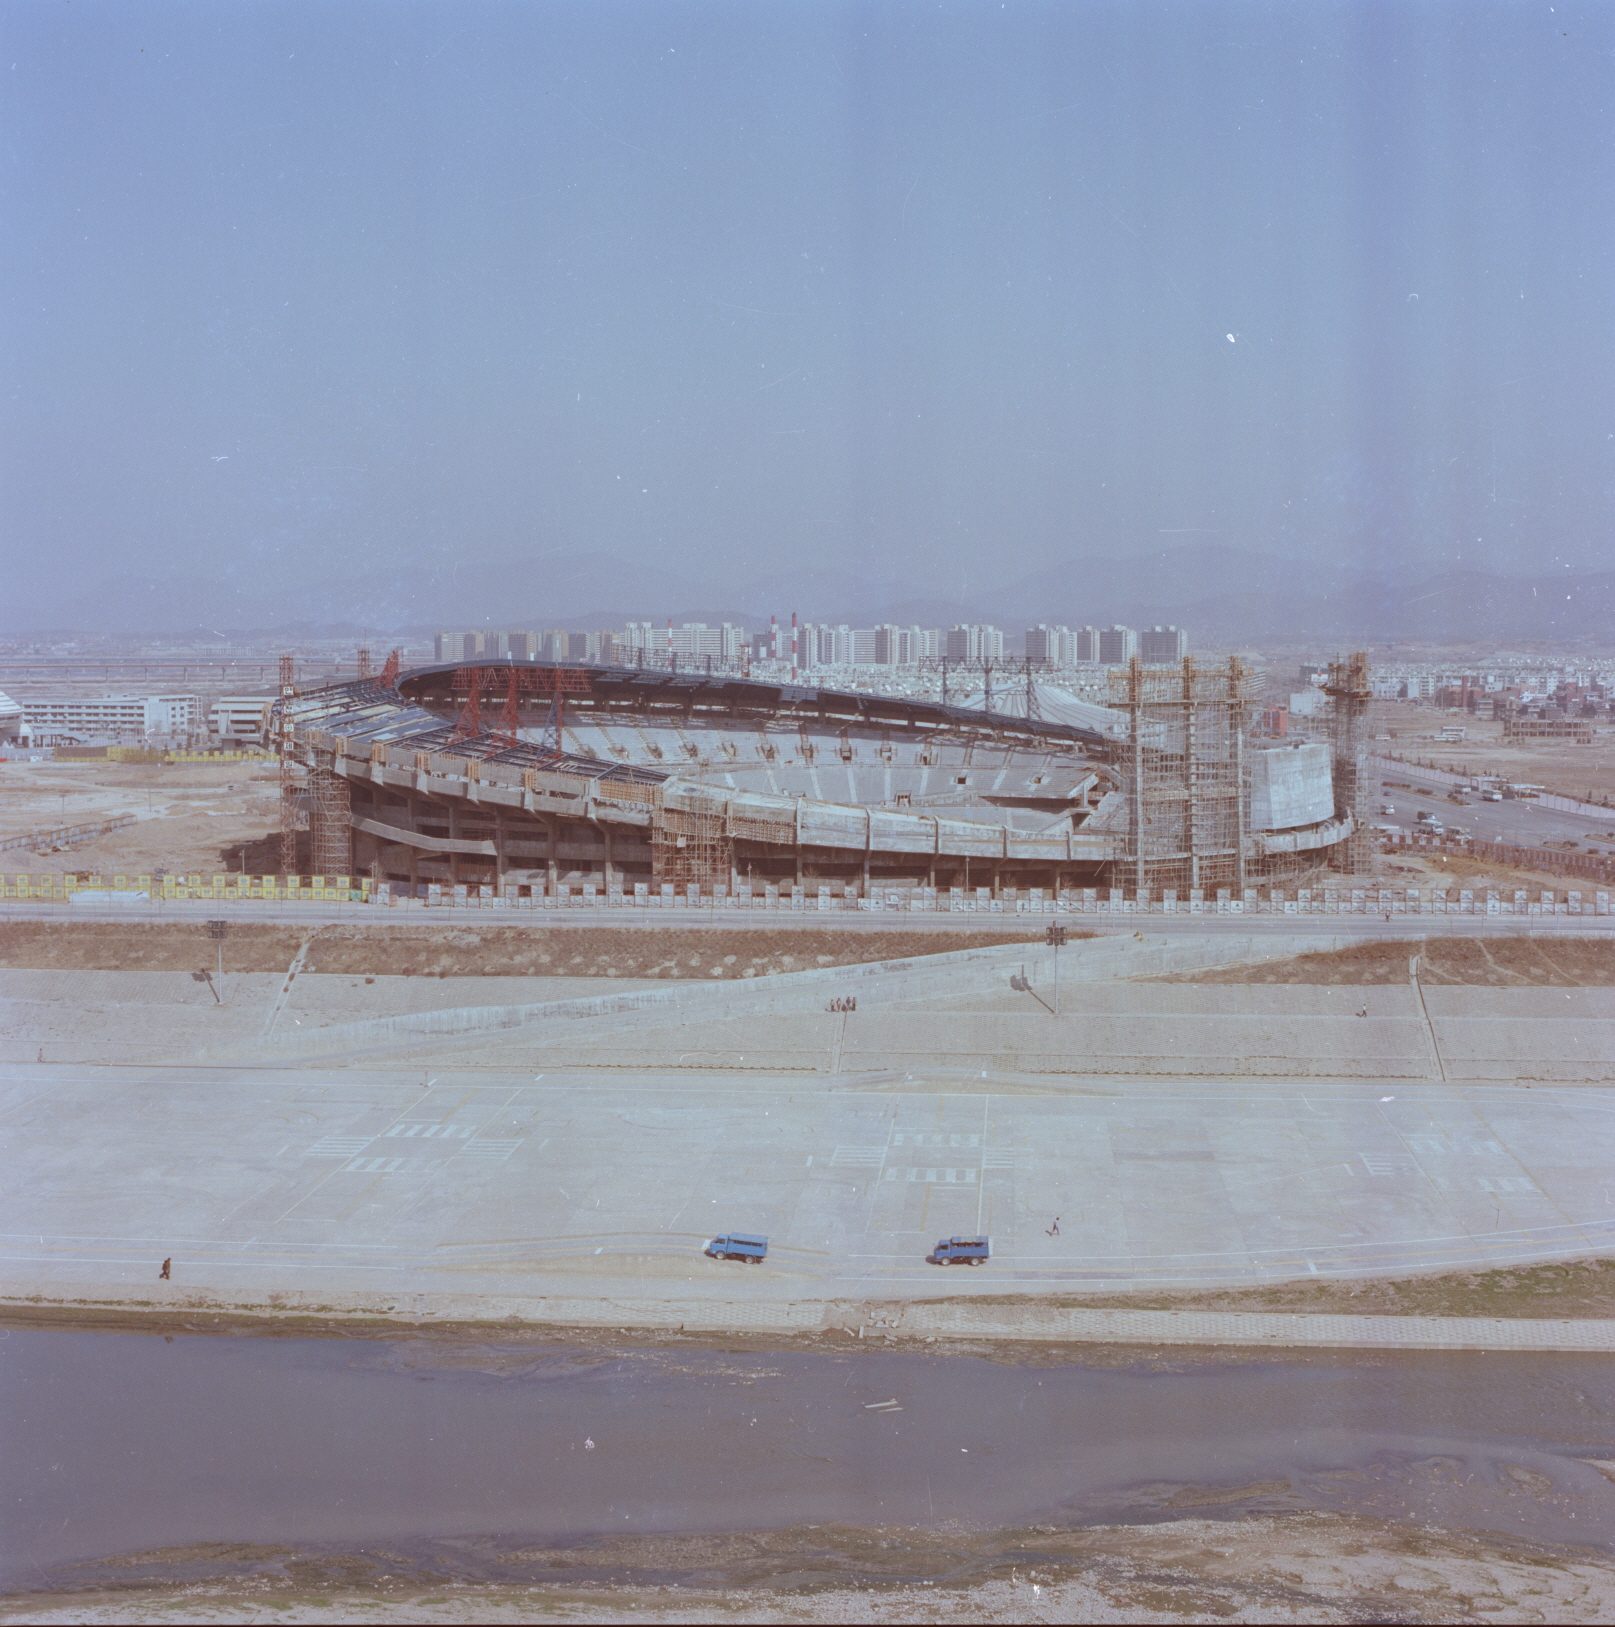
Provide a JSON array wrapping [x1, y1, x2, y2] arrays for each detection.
[[276, 659, 1353, 900]]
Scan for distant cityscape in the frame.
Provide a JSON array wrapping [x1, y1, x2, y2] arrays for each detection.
[[431, 620, 1192, 671], [0, 622, 1613, 755]]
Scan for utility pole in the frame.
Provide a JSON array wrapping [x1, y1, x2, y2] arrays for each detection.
[[207, 919, 229, 1003], [1046, 922, 1067, 1016]]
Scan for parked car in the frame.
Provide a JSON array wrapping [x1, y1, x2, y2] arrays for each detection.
[[706, 1232, 768, 1263], [929, 1235, 992, 1266]]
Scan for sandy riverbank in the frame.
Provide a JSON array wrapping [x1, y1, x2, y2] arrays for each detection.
[[7, 1513, 1614, 1623]]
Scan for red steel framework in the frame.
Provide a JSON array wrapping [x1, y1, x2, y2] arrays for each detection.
[[447, 665, 590, 751]]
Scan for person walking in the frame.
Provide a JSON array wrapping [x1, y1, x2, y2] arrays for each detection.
[[159, 1257, 172, 1280], [1046, 1216, 1061, 1237]]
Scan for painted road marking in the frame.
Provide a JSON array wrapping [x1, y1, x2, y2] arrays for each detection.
[[305, 1137, 374, 1158], [831, 1147, 887, 1167], [1361, 1153, 1418, 1177], [1477, 1175, 1538, 1193], [385, 1123, 474, 1139], [891, 1132, 980, 1148], [885, 1167, 978, 1184], [459, 1139, 524, 1159], [343, 1156, 405, 1174]]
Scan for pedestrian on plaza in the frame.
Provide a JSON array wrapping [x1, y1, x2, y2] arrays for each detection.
[[1046, 1216, 1060, 1237], [159, 1257, 171, 1280]]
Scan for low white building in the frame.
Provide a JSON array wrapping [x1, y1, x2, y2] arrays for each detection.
[[208, 695, 275, 740], [20, 693, 200, 741]]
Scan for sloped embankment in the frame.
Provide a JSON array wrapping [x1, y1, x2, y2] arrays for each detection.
[[0, 922, 1050, 980]]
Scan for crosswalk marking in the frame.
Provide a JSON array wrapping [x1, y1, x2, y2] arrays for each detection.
[[885, 1167, 978, 1184], [305, 1137, 374, 1158], [1361, 1154, 1417, 1177], [831, 1147, 887, 1167], [385, 1123, 474, 1139], [459, 1139, 524, 1159], [891, 1132, 980, 1148], [343, 1156, 405, 1174]]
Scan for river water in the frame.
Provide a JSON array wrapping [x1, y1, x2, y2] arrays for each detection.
[[4, 1329, 1615, 1592]]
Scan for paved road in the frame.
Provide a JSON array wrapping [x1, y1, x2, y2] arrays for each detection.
[[2, 899, 1612, 937], [1383, 787, 1615, 850], [5, 1063, 1612, 1314]]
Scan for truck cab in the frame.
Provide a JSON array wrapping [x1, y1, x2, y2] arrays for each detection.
[[929, 1235, 991, 1266], [705, 1231, 767, 1263]]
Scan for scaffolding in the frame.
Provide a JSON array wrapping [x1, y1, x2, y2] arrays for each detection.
[[308, 762, 353, 875], [1112, 655, 1257, 894], [650, 791, 734, 893], [276, 653, 302, 875], [1324, 651, 1374, 875]]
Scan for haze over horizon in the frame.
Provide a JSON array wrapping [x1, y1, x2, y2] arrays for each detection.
[[4, 1, 1613, 638]]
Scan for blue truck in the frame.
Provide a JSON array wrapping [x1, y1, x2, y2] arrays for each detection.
[[929, 1235, 991, 1266], [705, 1231, 768, 1263]]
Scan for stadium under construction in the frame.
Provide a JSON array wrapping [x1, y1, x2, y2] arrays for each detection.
[[275, 655, 1361, 903]]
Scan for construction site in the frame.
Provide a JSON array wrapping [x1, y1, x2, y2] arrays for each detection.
[[270, 651, 1359, 903]]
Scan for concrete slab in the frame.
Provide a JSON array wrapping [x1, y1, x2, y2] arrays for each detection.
[[0, 970, 683, 1063], [4, 1064, 1613, 1325]]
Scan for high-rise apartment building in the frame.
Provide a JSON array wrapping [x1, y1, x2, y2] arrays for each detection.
[[944, 624, 1005, 664], [1025, 624, 1080, 665], [1097, 624, 1138, 663], [1139, 625, 1188, 663], [872, 625, 936, 665], [621, 622, 744, 662]]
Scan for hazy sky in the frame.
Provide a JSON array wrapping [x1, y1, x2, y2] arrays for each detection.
[[4, 0, 1613, 628]]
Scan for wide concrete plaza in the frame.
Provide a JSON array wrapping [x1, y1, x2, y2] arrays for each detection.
[[4, 1060, 1613, 1314]]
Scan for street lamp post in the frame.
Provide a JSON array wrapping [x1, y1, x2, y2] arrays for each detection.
[[207, 919, 229, 1003], [1045, 922, 1067, 1016]]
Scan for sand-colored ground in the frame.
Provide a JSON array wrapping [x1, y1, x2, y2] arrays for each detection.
[[1379, 847, 1615, 891], [0, 760, 278, 876], [7, 1513, 1614, 1623], [0, 922, 1047, 979], [1166, 934, 1615, 986]]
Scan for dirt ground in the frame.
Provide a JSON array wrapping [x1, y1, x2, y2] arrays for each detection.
[[1377, 847, 1615, 892], [0, 922, 1045, 979], [8, 1513, 1613, 1623], [1059, 1255, 1615, 1321], [1376, 700, 1615, 806], [0, 759, 278, 876], [1162, 934, 1615, 987]]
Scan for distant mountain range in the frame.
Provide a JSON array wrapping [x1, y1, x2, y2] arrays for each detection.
[[9, 547, 1612, 648]]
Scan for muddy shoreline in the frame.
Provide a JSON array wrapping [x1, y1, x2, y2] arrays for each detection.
[[7, 1514, 1615, 1623]]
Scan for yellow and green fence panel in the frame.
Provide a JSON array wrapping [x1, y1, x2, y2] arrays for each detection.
[[3, 874, 372, 902]]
